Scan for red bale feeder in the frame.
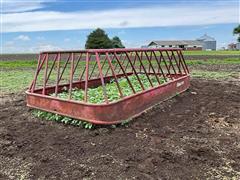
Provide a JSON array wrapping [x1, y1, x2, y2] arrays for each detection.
[[26, 48, 190, 125]]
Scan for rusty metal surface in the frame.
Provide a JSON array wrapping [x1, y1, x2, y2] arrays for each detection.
[[26, 48, 190, 124]]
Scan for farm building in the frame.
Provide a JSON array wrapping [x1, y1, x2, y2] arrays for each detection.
[[148, 40, 203, 50], [228, 43, 240, 50], [147, 34, 217, 51], [196, 34, 216, 50]]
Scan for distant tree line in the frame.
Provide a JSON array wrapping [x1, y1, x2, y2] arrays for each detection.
[[85, 28, 125, 49]]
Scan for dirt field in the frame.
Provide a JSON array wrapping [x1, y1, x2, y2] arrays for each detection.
[[0, 77, 240, 179], [1, 54, 240, 179]]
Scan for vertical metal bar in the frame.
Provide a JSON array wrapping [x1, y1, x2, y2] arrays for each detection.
[[135, 51, 154, 87], [165, 50, 177, 74], [55, 53, 61, 96], [113, 52, 136, 94], [96, 52, 109, 104], [144, 51, 161, 85], [42, 53, 49, 95], [68, 53, 74, 100], [125, 52, 145, 90], [84, 52, 89, 102], [106, 52, 123, 98], [152, 51, 167, 82]]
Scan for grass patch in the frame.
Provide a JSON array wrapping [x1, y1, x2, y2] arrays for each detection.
[[0, 70, 35, 94], [0, 60, 38, 68], [186, 58, 240, 66], [191, 70, 239, 79]]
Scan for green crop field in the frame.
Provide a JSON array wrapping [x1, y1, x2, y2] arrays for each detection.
[[1, 57, 240, 94]]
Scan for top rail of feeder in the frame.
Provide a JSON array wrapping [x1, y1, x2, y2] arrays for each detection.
[[39, 48, 183, 54]]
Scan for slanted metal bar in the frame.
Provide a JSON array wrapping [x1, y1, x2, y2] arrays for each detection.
[[104, 53, 115, 76], [125, 52, 145, 90], [132, 52, 137, 72], [30, 53, 47, 92], [79, 54, 92, 81], [176, 50, 187, 75], [123, 52, 133, 73], [96, 52, 109, 104], [73, 53, 83, 75], [110, 53, 123, 72], [58, 53, 71, 84], [113, 53, 123, 70], [97, 54, 108, 78], [118, 53, 128, 74], [144, 51, 161, 85], [89, 53, 104, 79], [89, 61, 97, 79], [158, 50, 173, 80], [139, 52, 143, 73], [165, 50, 177, 74], [171, 51, 182, 74], [106, 52, 123, 98], [30, 53, 42, 92], [148, 52, 153, 73], [84, 52, 90, 102], [115, 53, 125, 73], [178, 50, 189, 73], [55, 53, 61, 96], [135, 51, 154, 87], [68, 53, 74, 99], [46, 54, 58, 84], [152, 51, 167, 82], [42, 53, 49, 95], [113, 52, 136, 94]]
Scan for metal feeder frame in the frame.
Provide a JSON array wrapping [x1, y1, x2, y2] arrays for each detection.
[[26, 48, 190, 124]]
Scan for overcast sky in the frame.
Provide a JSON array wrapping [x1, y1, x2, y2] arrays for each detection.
[[1, 0, 239, 53]]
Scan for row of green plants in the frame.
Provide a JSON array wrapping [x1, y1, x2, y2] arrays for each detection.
[[33, 74, 168, 129]]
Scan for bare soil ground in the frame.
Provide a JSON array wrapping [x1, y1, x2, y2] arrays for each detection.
[[0, 77, 239, 179]]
